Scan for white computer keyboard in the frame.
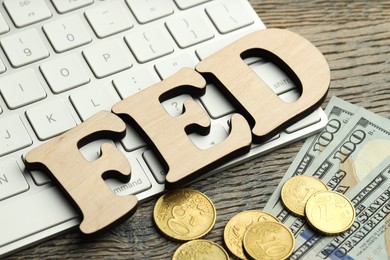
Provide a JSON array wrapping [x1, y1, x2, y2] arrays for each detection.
[[0, 0, 327, 257]]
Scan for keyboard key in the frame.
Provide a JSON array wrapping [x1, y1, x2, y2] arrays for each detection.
[[155, 53, 199, 79], [143, 150, 165, 184], [43, 15, 92, 53], [70, 84, 120, 121], [0, 58, 6, 74], [0, 115, 32, 157], [40, 54, 90, 94], [166, 12, 214, 48], [51, 0, 93, 13], [0, 186, 78, 247], [125, 25, 174, 63], [26, 100, 76, 140], [121, 126, 146, 152], [251, 62, 296, 95], [78, 139, 115, 162], [126, 0, 173, 24], [85, 1, 134, 38], [30, 170, 51, 186], [0, 13, 9, 34], [0, 28, 49, 68], [113, 67, 160, 99], [83, 39, 133, 78], [4, 0, 52, 28], [0, 159, 29, 201], [106, 156, 152, 195], [161, 94, 193, 117], [206, 0, 254, 34], [174, 0, 210, 10], [0, 69, 46, 109], [199, 84, 235, 119], [188, 123, 228, 149]]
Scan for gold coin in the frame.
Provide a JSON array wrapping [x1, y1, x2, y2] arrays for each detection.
[[172, 240, 229, 260], [153, 189, 216, 241], [243, 221, 295, 260], [223, 210, 279, 259], [305, 190, 355, 235], [281, 175, 328, 217]]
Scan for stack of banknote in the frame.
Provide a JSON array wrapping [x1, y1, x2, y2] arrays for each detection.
[[263, 96, 390, 259]]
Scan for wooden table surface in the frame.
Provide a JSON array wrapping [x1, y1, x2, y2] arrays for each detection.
[[7, 0, 390, 259]]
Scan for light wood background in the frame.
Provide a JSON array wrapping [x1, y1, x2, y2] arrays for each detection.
[[8, 0, 390, 259]]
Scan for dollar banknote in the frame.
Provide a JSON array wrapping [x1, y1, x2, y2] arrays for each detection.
[[272, 106, 390, 257], [291, 158, 390, 259], [273, 105, 390, 239], [264, 96, 359, 221]]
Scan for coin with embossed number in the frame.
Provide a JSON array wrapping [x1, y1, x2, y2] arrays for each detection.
[[224, 210, 279, 259], [305, 190, 355, 235], [153, 189, 216, 241], [281, 175, 328, 217], [243, 221, 295, 260], [172, 240, 229, 260]]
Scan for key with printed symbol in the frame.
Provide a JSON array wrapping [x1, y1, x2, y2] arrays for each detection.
[[0, 69, 46, 109], [52, 0, 93, 14], [127, 0, 173, 24], [43, 15, 92, 53], [166, 12, 215, 48], [250, 61, 296, 95], [0, 115, 32, 157], [206, 0, 254, 34], [83, 39, 133, 78], [4, 0, 52, 28], [113, 67, 160, 99], [70, 84, 121, 121], [0, 28, 49, 68], [26, 100, 76, 141], [155, 53, 199, 79], [125, 25, 174, 63], [85, 1, 134, 38], [40, 54, 90, 94], [105, 156, 152, 196], [0, 159, 29, 201], [161, 94, 193, 118]]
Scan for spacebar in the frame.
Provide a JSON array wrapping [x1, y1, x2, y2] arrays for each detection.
[[0, 187, 78, 247]]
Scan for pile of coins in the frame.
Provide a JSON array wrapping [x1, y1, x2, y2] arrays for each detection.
[[280, 175, 355, 235], [153, 188, 295, 259], [152, 176, 355, 259]]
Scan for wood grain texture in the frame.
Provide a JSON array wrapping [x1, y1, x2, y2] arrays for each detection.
[[25, 111, 138, 236], [7, 0, 390, 259]]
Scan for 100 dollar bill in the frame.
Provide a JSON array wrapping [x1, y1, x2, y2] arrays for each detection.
[[281, 105, 390, 243], [264, 97, 359, 223], [291, 158, 390, 259], [278, 104, 390, 247]]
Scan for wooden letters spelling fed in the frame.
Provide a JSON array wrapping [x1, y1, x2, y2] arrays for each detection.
[[25, 29, 330, 235]]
